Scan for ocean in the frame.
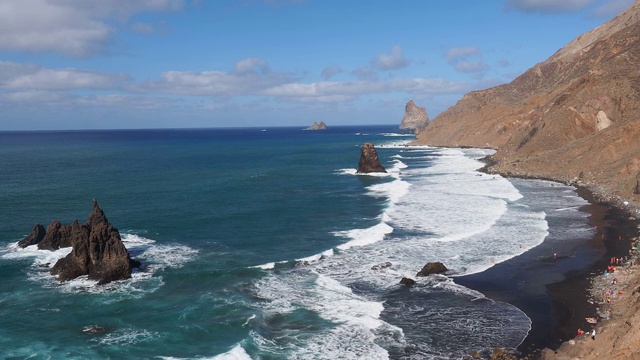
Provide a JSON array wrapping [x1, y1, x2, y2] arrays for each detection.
[[0, 126, 594, 359]]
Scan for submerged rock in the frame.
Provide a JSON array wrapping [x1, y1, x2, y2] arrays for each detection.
[[416, 262, 448, 277], [356, 143, 387, 174], [399, 277, 416, 286], [50, 199, 139, 285]]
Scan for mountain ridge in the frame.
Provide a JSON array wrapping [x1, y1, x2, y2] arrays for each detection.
[[413, 0, 640, 205]]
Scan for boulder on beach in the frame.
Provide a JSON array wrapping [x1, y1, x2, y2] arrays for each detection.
[[356, 143, 387, 174], [416, 262, 447, 277]]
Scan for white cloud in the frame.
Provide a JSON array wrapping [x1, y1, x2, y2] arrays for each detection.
[[321, 65, 342, 80], [505, 0, 595, 12], [444, 47, 490, 76], [234, 57, 270, 74], [445, 47, 479, 60], [372, 45, 410, 71], [131, 22, 156, 34], [351, 67, 378, 81], [0, 61, 129, 90], [454, 61, 491, 73], [137, 58, 297, 96], [0, 0, 183, 57]]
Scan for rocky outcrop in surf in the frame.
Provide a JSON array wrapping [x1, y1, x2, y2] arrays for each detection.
[[400, 100, 429, 133], [356, 143, 387, 174], [19, 200, 139, 285], [399, 277, 416, 286], [18, 224, 46, 248], [305, 121, 327, 130], [416, 262, 447, 277]]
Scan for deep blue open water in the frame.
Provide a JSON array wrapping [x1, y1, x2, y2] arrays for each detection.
[[0, 126, 595, 359]]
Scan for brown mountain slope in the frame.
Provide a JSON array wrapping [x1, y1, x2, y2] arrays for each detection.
[[414, 0, 640, 204]]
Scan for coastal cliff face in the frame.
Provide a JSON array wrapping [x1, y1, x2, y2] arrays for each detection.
[[400, 100, 429, 133], [414, 0, 640, 205]]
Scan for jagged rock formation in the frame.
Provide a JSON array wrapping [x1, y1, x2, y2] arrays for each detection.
[[305, 121, 327, 130], [19, 200, 139, 285], [356, 143, 387, 173], [413, 0, 640, 204], [400, 100, 429, 133], [416, 262, 447, 277], [38, 220, 76, 250], [18, 224, 46, 248]]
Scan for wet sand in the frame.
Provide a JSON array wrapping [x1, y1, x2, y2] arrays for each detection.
[[454, 187, 639, 357]]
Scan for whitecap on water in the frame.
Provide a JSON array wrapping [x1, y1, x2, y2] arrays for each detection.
[[1, 233, 197, 297]]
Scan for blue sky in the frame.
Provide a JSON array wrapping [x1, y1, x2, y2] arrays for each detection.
[[0, 0, 634, 130]]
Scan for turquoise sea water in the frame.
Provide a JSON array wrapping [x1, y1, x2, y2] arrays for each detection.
[[0, 126, 595, 359]]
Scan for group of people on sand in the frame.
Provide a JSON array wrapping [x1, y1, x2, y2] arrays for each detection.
[[574, 237, 640, 340], [576, 328, 596, 340]]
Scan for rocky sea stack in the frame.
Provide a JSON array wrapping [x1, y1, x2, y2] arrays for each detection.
[[356, 143, 387, 174], [20, 200, 139, 285], [305, 121, 327, 130], [399, 100, 429, 134]]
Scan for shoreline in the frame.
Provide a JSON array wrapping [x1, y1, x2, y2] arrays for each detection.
[[454, 180, 640, 358]]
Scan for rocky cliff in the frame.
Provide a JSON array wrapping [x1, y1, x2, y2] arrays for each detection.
[[400, 100, 429, 133], [414, 0, 640, 205]]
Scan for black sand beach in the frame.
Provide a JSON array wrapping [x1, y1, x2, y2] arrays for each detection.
[[454, 187, 640, 356]]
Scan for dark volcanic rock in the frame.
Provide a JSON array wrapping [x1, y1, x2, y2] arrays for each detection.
[[399, 277, 416, 286], [371, 261, 392, 270], [50, 200, 139, 285], [416, 262, 447, 277], [18, 224, 46, 248], [38, 220, 77, 250], [356, 143, 387, 174]]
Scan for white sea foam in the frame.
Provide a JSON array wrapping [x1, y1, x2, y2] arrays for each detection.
[[253, 270, 396, 359], [211, 344, 252, 360], [1, 233, 197, 296], [253, 262, 275, 270], [248, 145, 569, 358], [93, 328, 160, 346], [296, 249, 334, 264], [334, 222, 393, 250], [379, 132, 415, 137]]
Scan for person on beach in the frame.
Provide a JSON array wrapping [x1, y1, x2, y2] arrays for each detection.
[[553, 252, 557, 261], [592, 329, 596, 340]]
